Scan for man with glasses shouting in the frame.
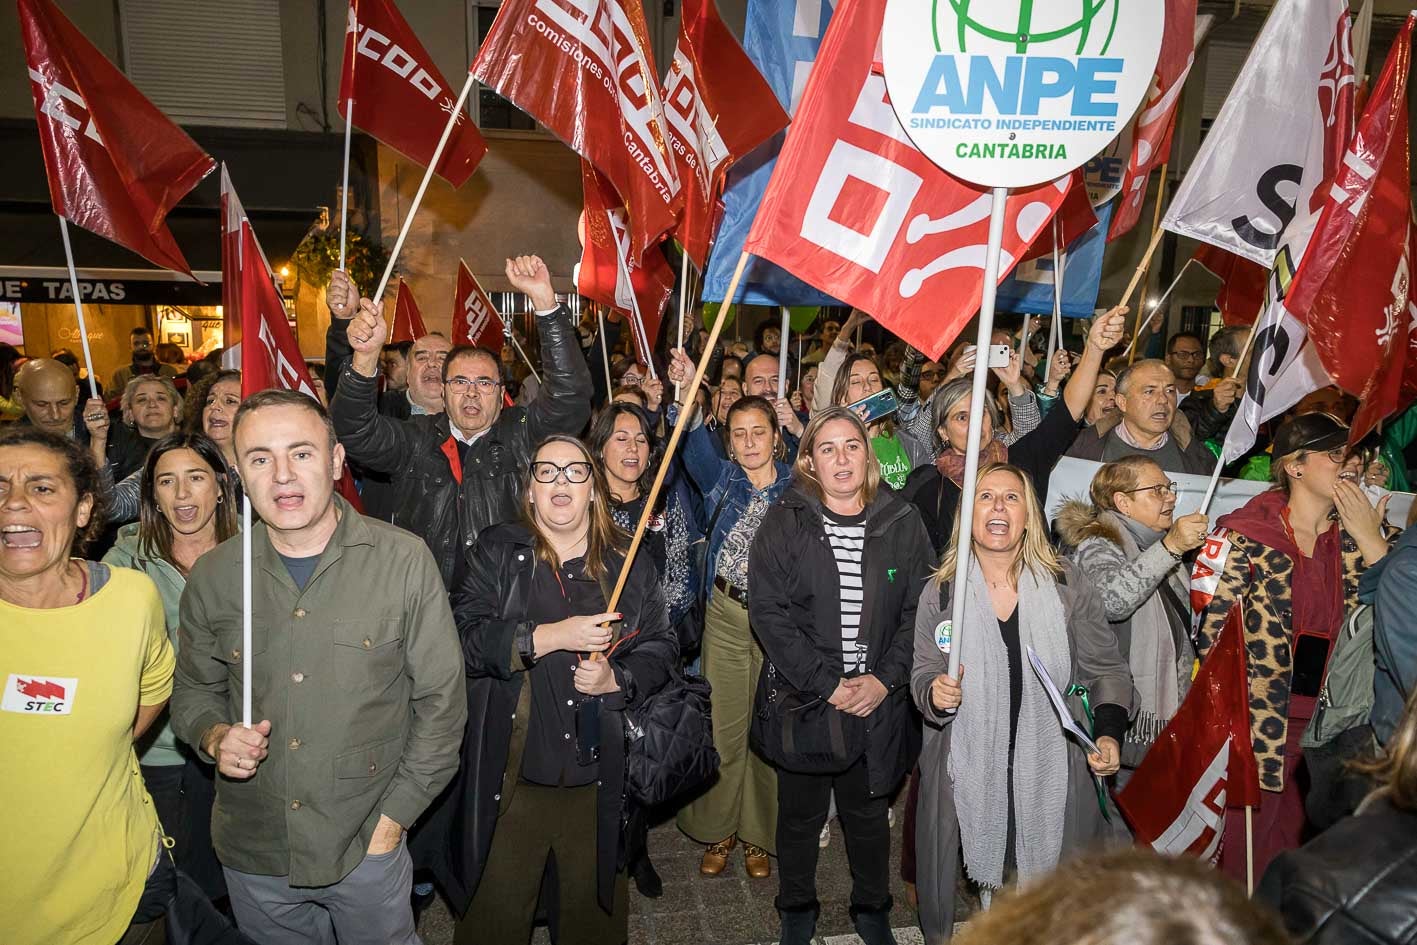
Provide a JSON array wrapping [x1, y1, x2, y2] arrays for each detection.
[[332, 255, 593, 589]]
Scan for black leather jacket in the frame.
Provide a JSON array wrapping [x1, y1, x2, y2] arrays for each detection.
[[330, 304, 592, 587], [1257, 792, 1417, 945]]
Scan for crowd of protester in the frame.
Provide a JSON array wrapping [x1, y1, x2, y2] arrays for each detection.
[[6, 255, 1417, 945]]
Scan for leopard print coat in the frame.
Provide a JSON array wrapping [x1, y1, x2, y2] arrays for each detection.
[[1195, 523, 1371, 793]]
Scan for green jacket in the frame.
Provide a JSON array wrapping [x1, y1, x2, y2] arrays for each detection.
[[171, 495, 467, 887], [103, 523, 189, 768]]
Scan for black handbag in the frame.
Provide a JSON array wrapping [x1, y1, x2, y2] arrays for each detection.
[[625, 669, 720, 807], [751, 660, 864, 774]]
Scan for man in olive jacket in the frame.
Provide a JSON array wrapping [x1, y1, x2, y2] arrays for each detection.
[[330, 255, 593, 588], [172, 390, 466, 945]]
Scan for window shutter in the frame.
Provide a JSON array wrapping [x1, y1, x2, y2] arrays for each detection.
[[120, 0, 287, 129]]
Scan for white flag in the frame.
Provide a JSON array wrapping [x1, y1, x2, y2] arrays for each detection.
[[1162, 0, 1353, 268]]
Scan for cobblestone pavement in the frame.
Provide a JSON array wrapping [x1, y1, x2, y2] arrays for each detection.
[[417, 792, 977, 944]]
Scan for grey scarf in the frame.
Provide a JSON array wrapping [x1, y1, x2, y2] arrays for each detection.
[[948, 561, 1071, 889], [1111, 511, 1191, 749]]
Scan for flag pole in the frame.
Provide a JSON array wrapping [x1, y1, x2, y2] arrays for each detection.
[[596, 306, 613, 395], [675, 250, 691, 401], [508, 332, 541, 384], [603, 251, 752, 617], [373, 72, 476, 301], [1043, 219, 1063, 385], [1197, 324, 1263, 514], [1129, 163, 1170, 364], [56, 217, 100, 400], [946, 187, 1010, 679], [241, 494, 252, 727], [777, 306, 790, 396], [1121, 225, 1166, 313], [1245, 805, 1256, 894], [1124, 258, 1195, 358], [339, 96, 353, 271]]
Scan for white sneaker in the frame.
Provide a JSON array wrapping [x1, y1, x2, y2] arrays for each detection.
[[818, 822, 831, 848]]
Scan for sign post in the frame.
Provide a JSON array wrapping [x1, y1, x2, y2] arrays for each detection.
[[881, 0, 1164, 678]]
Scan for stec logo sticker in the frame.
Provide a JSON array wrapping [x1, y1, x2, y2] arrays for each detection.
[[882, 0, 1164, 188], [3, 674, 78, 715]]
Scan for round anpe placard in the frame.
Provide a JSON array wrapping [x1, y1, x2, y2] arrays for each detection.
[[882, 0, 1165, 188]]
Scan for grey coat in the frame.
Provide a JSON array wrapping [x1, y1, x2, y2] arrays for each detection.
[[910, 560, 1132, 944]]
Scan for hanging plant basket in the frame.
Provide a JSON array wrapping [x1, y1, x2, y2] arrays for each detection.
[[291, 230, 391, 299]]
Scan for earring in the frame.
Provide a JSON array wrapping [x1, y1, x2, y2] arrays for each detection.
[[216, 495, 223, 504]]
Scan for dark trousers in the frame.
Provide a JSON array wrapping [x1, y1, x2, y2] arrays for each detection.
[[776, 756, 891, 912], [142, 756, 225, 900], [458, 782, 627, 945]]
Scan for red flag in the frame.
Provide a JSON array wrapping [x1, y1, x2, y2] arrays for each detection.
[[1287, 16, 1414, 443], [19, 0, 215, 276], [472, 0, 681, 259], [1117, 605, 1261, 860], [1193, 244, 1268, 326], [1020, 170, 1097, 263], [740, 0, 1069, 361], [453, 260, 506, 351], [340, 0, 486, 187], [235, 220, 364, 512], [1108, 2, 1202, 242], [661, 0, 788, 270], [390, 279, 427, 343], [578, 162, 674, 370]]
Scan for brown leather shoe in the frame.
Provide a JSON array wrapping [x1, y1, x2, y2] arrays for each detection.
[[700, 836, 736, 876], [743, 844, 771, 879]]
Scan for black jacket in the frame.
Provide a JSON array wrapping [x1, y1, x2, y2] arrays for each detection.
[[1257, 792, 1417, 945], [413, 523, 677, 916], [747, 485, 934, 795], [329, 304, 592, 586], [1179, 385, 1237, 443], [324, 317, 413, 521]]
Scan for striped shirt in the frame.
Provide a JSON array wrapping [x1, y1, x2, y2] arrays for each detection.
[[824, 510, 868, 672]]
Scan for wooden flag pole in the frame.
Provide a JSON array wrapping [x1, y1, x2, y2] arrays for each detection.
[[1129, 164, 1170, 363], [373, 72, 476, 301], [56, 217, 100, 400], [1121, 225, 1166, 314], [596, 306, 613, 396], [603, 251, 752, 617], [1123, 259, 1196, 358], [339, 97, 354, 271], [945, 187, 1011, 680]]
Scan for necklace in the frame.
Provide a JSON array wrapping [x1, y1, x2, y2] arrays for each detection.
[[72, 560, 89, 604]]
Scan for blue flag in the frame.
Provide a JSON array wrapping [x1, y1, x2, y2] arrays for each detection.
[[996, 204, 1113, 319], [700, 0, 841, 307]]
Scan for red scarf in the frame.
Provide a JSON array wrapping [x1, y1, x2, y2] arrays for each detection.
[[934, 438, 1009, 487]]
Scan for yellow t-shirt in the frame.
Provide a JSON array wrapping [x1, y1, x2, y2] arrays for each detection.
[[0, 567, 175, 945]]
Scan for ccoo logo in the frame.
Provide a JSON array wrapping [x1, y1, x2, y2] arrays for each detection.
[[881, 0, 1164, 188]]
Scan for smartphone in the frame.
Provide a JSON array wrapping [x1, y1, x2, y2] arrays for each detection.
[[847, 387, 899, 424], [1291, 632, 1332, 699], [988, 344, 1012, 368]]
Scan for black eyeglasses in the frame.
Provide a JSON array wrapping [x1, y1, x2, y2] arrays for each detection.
[[445, 376, 502, 395], [531, 461, 592, 484], [1123, 481, 1178, 498], [920, 369, 947, 380], [1301, 447, 1349, 465]]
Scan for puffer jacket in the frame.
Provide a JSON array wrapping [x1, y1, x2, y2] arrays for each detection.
[[413, 523, 677, 916], [330, 304, 592, 587], [747, 484, 934, 796], [1257, 790, 1417, 945]]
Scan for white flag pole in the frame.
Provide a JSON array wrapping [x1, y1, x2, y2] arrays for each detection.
[[675, 250, 690, 401], [1124, 258, 1195, 358], [946, 186, 1010, 679], [339, 97, 354, 271], [241, 494, 253, 727], [1043, 221, 1063, 386], [777, 306, 790, 397], [508, 332, 541, 385], [596, 306, 613, 395], [373, 72, 476, 301], [57, 217, 99, 400]]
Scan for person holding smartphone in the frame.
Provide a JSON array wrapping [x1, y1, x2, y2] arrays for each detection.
[[1194, 413, 1393, 884]]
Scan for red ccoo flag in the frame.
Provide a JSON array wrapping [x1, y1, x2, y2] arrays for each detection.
[[1108, 2, 1204, 241], [1287, 15, 1414, 444], [453, 260, 506, 352], [1194, 244, 1268, 326], [1116, 604, 1261, 861], [19, 0, 215, 277], [578, 162, 674, 371], [741, 0, 1069, 361], [390, 279, 428, 343], [661, 0, 788, 270], [472, 0, 681, 260], [340, 0, 486, 187]]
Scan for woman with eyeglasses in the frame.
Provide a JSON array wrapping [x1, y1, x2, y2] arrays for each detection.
[[1057, 457, 1207, 784], [749, 407, 934, 945], [912, 463, 1132, 944], [1194, 412, 1393, 882], [102, 432, 237, 900], [431, 435, 676, 944]]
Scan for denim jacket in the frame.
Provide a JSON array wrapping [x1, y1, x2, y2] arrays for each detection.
[[675, 405, 792, 596]]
